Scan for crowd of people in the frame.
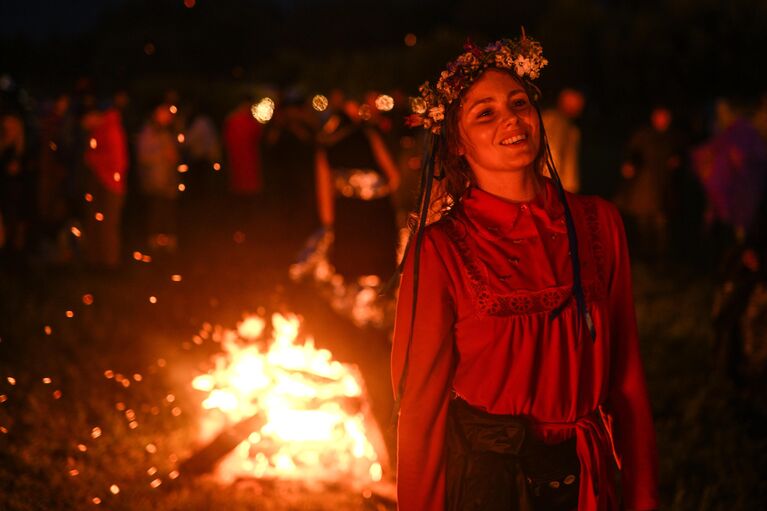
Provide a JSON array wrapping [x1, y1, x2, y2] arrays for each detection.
[[1, 74, 766, 379], [0, 80, 421, 272]]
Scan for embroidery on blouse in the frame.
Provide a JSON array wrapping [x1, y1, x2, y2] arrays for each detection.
[[441, 199, 608, 316], [579, 197, 607, 289]]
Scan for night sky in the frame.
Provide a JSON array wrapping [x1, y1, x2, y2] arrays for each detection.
[[2, 0, 767, 119], [0, 0, 127, 38]]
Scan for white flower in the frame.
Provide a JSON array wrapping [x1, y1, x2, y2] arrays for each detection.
[[514, 55, 533, 77], [494, 48, 514, 68], [428, 105, 445, 122], [409, 97, 427, 115]]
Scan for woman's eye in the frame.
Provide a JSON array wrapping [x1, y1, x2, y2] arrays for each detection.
[[512, 99, 529, 108], [477, 109, 493, 118]]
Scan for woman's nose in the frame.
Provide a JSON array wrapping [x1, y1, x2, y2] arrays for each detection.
[[502, 109, 520, 126]]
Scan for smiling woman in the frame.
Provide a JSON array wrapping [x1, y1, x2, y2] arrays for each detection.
[[392, 36, 659, 511], [457, 70, 541, 200]]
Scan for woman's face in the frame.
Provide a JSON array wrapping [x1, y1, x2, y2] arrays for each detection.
[[457, 69, 541, 180]]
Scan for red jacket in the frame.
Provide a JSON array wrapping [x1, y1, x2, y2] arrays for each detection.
[[224, 107, 263, 195], [391, 179, 659, 511], [84, 109, 128, 195]]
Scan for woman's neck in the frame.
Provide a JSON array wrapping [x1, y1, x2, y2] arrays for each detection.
[[474, 168, 540, 202]]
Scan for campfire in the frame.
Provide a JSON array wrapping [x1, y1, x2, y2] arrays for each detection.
[[188, 312, 389, 490]]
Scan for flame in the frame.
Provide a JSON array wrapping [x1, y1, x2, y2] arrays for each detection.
[[192, 312, 385, 487]]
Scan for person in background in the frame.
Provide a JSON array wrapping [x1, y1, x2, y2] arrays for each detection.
[[223, 95, 263, 197], [223, 95, 264, 234], [0, 112, 33, 264], [542, 88, 584, 193], [692, 98, 767, 246], [693, 97, 767, 385], [617, 106, 682, 260], [263, 92, 318, 238], [185, 105, 222, 197], [136, 104, 181, 253], [38, 94, 76, 262], [80, 103, 129, 269], [315, 98, 400, 284]]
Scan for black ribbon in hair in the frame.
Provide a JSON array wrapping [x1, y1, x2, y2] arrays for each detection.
[[541, 118, 597, 342], [386, 131, 438, 423]]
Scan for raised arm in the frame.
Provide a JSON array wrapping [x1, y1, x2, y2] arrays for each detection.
[[314, 147, 335, 226], [366, 128, 401, 192]]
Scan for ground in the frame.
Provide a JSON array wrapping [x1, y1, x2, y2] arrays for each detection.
[[0, 193, 765, 510]]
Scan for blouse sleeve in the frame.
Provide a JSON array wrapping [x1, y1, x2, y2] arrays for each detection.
[[391, 230, 456, 511], [604, 204, 660, 510]]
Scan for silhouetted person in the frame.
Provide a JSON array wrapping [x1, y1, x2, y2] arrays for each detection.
[[617, 106, 682, 260], [0, 112, 33, 264], [137, 104, 181, 253], [542, 88, 584, 193]]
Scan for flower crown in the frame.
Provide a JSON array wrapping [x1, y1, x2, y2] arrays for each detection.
[[407, 34, 548, 134]]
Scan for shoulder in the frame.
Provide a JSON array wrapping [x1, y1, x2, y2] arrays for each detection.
[[402, 211, 463, 270], [565, 192, 627, 259], [566, 192, 621, 224], [422, 207, 467, 245]]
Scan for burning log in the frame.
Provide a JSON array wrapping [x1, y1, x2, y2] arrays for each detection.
[[179, 412, 266, 476], [187, 312, 391, 488]]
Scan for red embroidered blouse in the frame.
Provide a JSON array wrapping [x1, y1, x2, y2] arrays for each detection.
[[391, 179, 659, 511]]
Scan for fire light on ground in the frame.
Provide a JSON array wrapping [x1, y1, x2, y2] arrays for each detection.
[[190, 312, 389, 489]]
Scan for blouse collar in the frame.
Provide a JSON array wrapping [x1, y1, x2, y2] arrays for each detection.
[[458, 178, 566, 238]]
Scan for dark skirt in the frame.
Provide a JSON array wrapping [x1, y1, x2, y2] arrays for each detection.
[[446, 398, 580, 511], [330, 195, 397, 281]]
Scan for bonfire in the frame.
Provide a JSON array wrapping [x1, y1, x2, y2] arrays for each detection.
[[187, 312, 390, 491]]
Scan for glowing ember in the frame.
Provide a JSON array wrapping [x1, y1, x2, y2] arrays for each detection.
[[191, 312, 388, 487]]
